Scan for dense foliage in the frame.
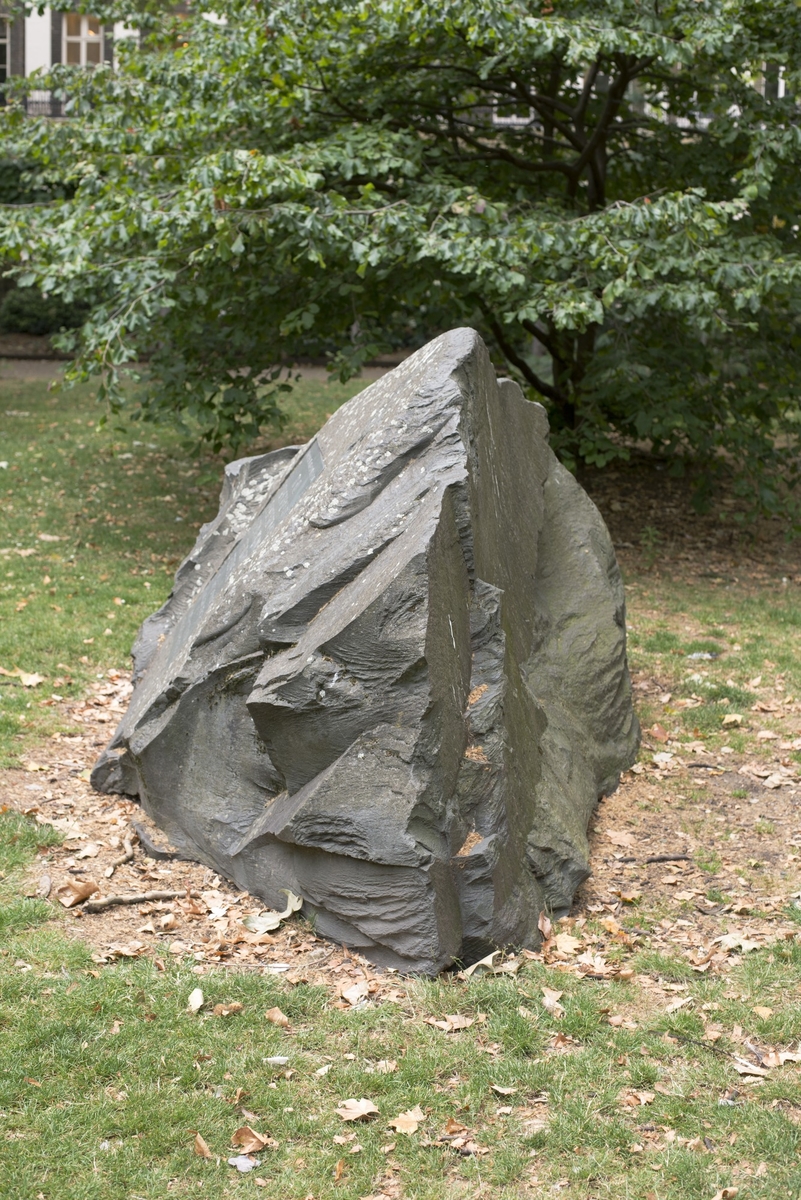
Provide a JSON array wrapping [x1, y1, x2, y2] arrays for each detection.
[[2, 1, 801, 508]]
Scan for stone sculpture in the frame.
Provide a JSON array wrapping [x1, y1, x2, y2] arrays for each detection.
[[92, 328, 639, 973]]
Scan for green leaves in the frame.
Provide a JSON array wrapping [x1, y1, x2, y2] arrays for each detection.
[[1, 0, 801, 512]]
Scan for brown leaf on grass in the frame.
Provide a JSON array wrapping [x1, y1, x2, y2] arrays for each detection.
[[335, 1098, 379, 1122], [649, 723, 669, 743], [341, 980, 370, 1006], [711, 1189, 739, 1200], [554, 932, 582, 955], [264, 1006, 289, 1027], [615, 888, 642, 904], [334, 1158, 346, 1182], [541, 987, 565, 1018], [608, 1014, 638, 1030], [619, 1090, 655, 1108], [56, 879, 99, 908], [490, 1084, 517, 1096], [714, 932, 760, 954], [605, 830, 635, 848], [752, 1006, 774, 1020], [0, 666, 45, 688], [232, 1126, 276, 1153], [459, 950, 500, 978], [424, 1013, 474, 1032], [213, 1002, 244, 1017], [733, 1059, 769, 1077], [387, 1105, 425, 1134], [443, 1118, 468, 1135], [375, 1059, 397, 1074], [193, 1133, 213, 1158]]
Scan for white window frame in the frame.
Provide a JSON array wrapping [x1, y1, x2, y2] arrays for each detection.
[[63, 14, 104, 67]]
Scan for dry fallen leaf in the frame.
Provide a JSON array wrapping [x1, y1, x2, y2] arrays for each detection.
[[732, 1058, 769, 1078], [336, 1098, 379, 1122], [56, 879, 99, 908], [75, 842, 101, 860], [232, 1126, 275, 1153], [375, 1059, 397, 1074], [193, 1133, 213, 1158], [241, 890, 303, 935], [213, 1002, 244, 1017], [264, 1006, 289, 1028], [604, 830, 635, 848], [443, 1117, 468, 1135], [334, 1158, 346, 1182], [554, 932, 582, 956], [187, 988, 204, 1013], [752, 1006, 774, 1020], [541, 987, 565, 1018], [665, 997, 693, 1014], [714, 932, 760, 954], [0, 666, 45, 688], [341, 980, 370, 1006], [387, 1105, 425, 1134], [491, 1084, 517, 1096], [425, 1014, 474, 1032], [711, 1189, 739, 1200], [460, 951, 500, 978]]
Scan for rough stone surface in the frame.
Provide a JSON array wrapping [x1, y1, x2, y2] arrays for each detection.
[[92, 328, 639, 973]]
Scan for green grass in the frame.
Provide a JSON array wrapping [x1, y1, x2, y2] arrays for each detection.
[[0, 809, 62, 936], [6, 374, 801, 1196], [3, 837, 801, 1198]]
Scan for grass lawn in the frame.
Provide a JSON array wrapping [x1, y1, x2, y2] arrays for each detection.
[[3, 372, 801, 1199]]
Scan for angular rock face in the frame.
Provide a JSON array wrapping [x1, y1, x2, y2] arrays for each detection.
[[92, 329, 639, 973]]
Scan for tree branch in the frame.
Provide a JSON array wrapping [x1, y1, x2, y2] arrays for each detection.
[[486, 314, 564, 405]]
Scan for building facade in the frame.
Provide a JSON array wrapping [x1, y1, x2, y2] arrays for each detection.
[[1, 8, 120, 112]]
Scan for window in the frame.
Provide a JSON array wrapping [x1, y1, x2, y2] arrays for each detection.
[[0, 19, 8, 94], [64, 14, 103, 66]]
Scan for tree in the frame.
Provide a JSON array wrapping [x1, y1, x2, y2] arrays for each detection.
[[2, 1, 801, 511]]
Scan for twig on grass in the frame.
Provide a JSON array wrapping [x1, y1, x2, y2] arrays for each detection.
[[617, 853, 692, 864], [83, 888, 199, 912], [106, 833, 135, 877]]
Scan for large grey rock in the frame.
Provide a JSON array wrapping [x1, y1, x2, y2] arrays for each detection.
[[92, 329, 639, 973]]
